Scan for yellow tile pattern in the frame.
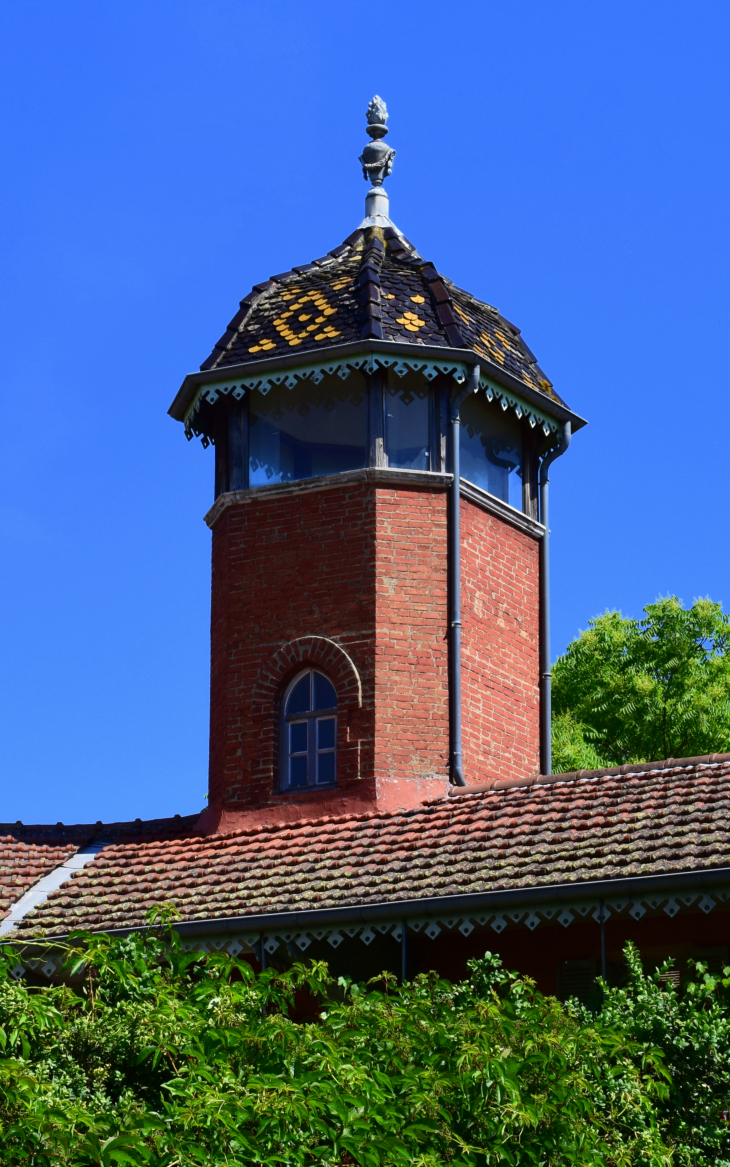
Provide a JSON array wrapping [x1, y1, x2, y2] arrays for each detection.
[[395, 310, 426, 332], [266, 288, 342, 348], [477, 330, 505, 365], [209, 235, 561, 406]]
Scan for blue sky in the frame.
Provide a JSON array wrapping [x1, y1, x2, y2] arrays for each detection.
[[1, 0, 728, 825]]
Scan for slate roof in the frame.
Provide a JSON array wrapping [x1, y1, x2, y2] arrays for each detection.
[[199, 225, 562, 406], [8, 756, 730, 939]]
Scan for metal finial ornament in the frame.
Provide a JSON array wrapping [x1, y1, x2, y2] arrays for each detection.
[[366, 96, 388, 132], [359, 95, 395, 187]]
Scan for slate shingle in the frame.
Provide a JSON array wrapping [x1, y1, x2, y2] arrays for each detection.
[[200, 226, 564, 408]]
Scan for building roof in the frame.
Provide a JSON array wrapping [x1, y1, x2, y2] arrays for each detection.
[[168, 225, 568, 440], [0, 837, 80, 922], [0, 814, 198, 936], [6, 756, 730, 940], [200, 227, 559, 399]]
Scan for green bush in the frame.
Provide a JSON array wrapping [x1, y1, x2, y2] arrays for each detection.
[[588, 942, 730, 1167], [0, 918, 672, 1166]]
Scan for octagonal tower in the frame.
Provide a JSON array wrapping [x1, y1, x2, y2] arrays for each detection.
[[169, 98, 584, 832]]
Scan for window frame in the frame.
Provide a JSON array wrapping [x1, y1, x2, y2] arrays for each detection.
[[383, 370, 433, 472], [213, 375, 541, 518], [279, 668, 338, 792], [458, 391, 528, 514]]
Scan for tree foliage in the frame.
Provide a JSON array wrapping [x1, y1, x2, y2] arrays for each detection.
[[589, 942, 730, 1167], [0, 918, 672, 1166], [552, 596, 730, 771]]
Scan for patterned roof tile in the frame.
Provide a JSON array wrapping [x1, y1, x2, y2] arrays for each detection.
[[199, 226, 564, 409]]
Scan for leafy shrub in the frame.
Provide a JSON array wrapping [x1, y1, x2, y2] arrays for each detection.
[[0, 920, 671, 1166], [587, 942, 730, 1167]]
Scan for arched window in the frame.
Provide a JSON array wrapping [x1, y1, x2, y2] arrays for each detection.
[[281, 669, 337, 789]]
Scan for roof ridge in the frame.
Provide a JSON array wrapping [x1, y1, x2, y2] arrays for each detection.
[[416, 260, 466, 348], [0, 813, 198, 831], [201, 229, 367, 372], [448, 751, 730, 798], [357, 228, 386, 338]]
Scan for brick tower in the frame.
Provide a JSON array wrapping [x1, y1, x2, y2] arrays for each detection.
[[169, 97, 583, 833]]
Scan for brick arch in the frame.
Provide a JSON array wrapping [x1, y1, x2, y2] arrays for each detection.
[[255, 636, 362, 711]]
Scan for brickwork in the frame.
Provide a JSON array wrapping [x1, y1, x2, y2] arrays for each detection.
[[205, 482, 377, 830], [202, 480, 541, 831], [373, 488, 449, 781], [460, 499, 541, 784]]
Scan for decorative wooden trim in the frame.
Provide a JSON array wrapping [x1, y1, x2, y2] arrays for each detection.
[[170, 339, 586, 434]]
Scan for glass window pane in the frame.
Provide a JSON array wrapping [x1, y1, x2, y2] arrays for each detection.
[[289, 754, 308, 787], [289, 721, 308, 754], [317, 751, 335, 784], [460, 394, 523, 512], [313, 673, 337, 711], [386, 375, 429, 470], [286, 674, 311, 715], [317, 717, 335, 750], [249, 374, 367, 486]]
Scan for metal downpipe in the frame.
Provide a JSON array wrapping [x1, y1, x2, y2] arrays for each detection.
[[449, 364, 480, 786], [538, 422, 571, 776]]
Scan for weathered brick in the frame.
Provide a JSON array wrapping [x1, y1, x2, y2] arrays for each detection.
[[203, 482, 540, 830]]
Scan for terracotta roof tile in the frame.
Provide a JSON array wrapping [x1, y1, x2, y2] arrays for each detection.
[[0, 838, 78, 920], [0, 814, 198, 925], [5, 759, 730, 937]]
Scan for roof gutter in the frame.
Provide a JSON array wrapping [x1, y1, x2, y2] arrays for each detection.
[[18, 866, 730, 949], [168, 340, 587, 434]]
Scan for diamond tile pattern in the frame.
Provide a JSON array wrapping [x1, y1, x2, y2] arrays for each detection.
[[200, 226, 563, 405], [10, 760, 730, 938]]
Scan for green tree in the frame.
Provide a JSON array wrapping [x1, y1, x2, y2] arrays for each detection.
[[0, 921, 670, 1166], [552, 596, 730, 771]]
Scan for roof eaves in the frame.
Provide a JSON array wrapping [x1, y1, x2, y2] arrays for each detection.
[[169, 340, 587, 432], [22, 865, 730, 949]]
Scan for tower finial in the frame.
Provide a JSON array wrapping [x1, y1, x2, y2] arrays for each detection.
[[359, 96, 395, 223]]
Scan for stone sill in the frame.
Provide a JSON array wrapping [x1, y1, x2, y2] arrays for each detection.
[[459, 480, 545, 541], [204, 468, 451, 527], [205, 468, 545, 541]]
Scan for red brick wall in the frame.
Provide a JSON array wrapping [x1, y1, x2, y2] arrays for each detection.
[[460, 499, 541, 784], [207, 481, 377, 824], [203, 480, 540, 831], [373, 488, 449, 781]]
